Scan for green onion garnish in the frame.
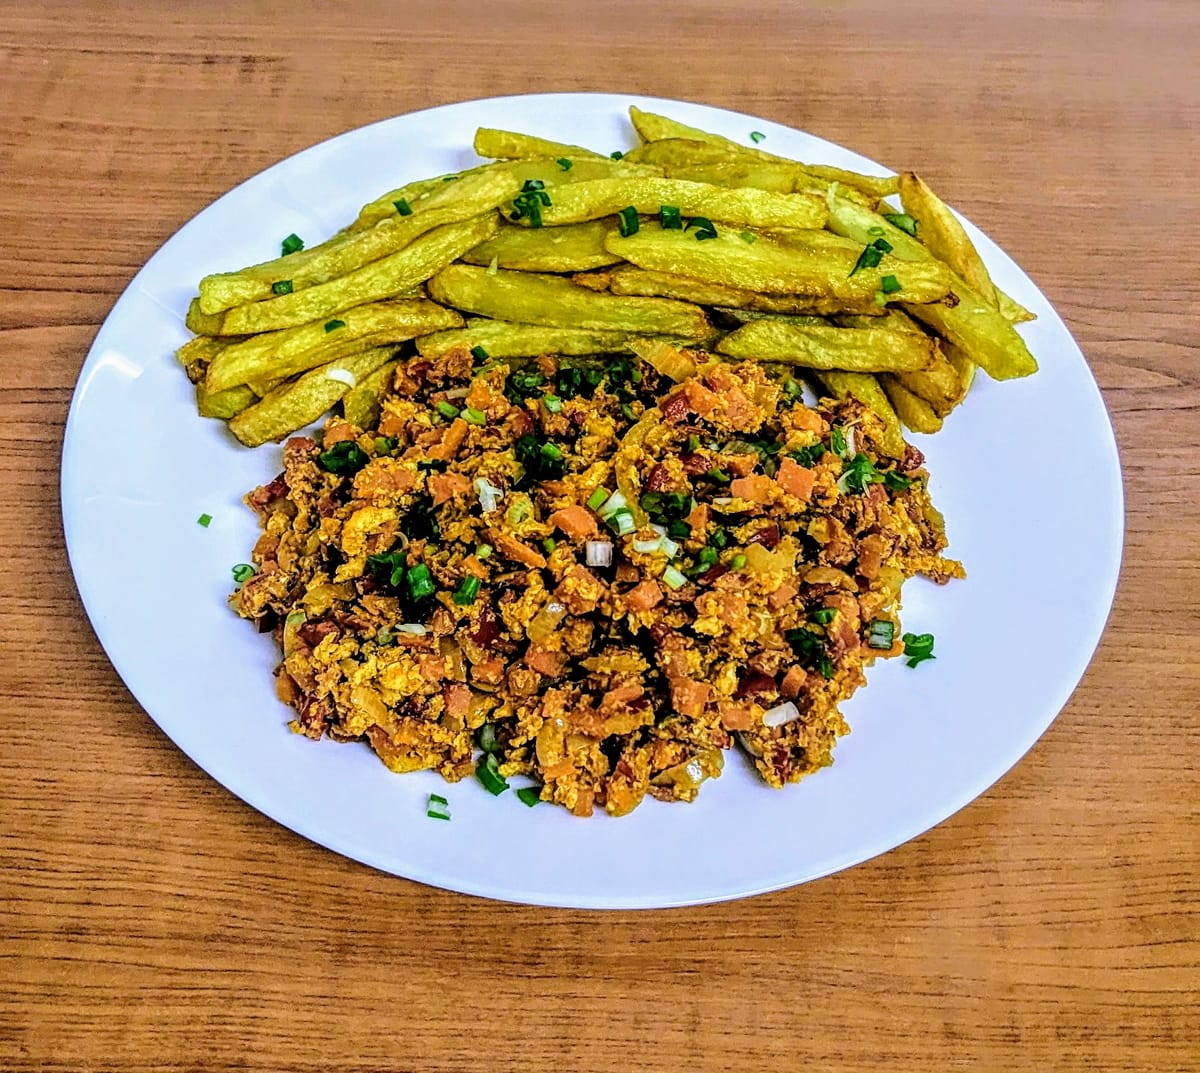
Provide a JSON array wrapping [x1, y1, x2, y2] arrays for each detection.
[[197, 513, 212, 528], [476, 753, 509, 795], [739, 229, 757, 244], [849, 244, 883, 277], [883, 212, 919, 236], [880, 274, 902, 294], [618, 206, 640, 237], [470, 345, 489, 362], [610, 150, 624, 160], [376, 435, 399, 454], [556, 157, 573, 170], [540, 442, 564, 461], [452, 575, 481, 606], [271, 280, 293, 295], [706, 467, 730, 483], [749, 130, 766, 143], [516, 786, 542, 807], [660, 204, 682, 230], [543, 394, 563, 414], [662, 564, 687, 590], [280, 233, 304, 255], [809, 608, 836, 625], [783, 378, 803, 399], [317, 441, 370, 475], [830, 427, 847, 456], [406, 563, 435, 601], [884, 470, 913, 491], [463, 407, 487, 426], [818, 657, 835, 679], [689, 216, 718, 241], [376, 626, 395, 646], [426, 793, 451, 821], [231, 563, 256, 585], [608, 507, 635, 536], [416, 458, 447, 471], [587, 487, 609, 511], [867, 225, 885, 237], [475, 543, 493, 560], [324, 318, 345, 332], [867, 619, 896, 649], [902, 631, 936, 668], [394, 198, 413, 216], [435, 400, 460, 419], [477, 724, 500, 753], [730, 553, 747, 570]]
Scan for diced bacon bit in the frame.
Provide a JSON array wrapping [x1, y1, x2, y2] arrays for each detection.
[[685, 502, 710, 533], [377, 408, 407, 437], [295, 694, 331, 740], [615, 563, 639, 584], [486, 526, 547, 569], [681, 450, 711, 476], [723, 453, 757, 478], [549, 505, 599, 540], [644, 463, 672, 492], [322, 420, 359, 445], [900, 443, 926, 472], [670, 677, 711, 717], [471, 603, 501, 647], [601, 683, 645, 710], [274, 667, 302, 706], [623, 579, 663, 612], [685, 379, 720, 415], [697, 563, 729, 587], [253, 532, 280, 562], [660, 391, 691, 423], [775, 456, 816, 500], [734, 670, 776, 699], [418, 654, 447, 682], [724, 388, 758, 430], [767, 580, 799, 611], [614, 757, 636, 781], [526, 646, 567, 677], [297, 620, 338, 648], [748, 522, 781, 549], [247, 473, 288, 514], [780, 665, 808, 699], [729, 474, 775, 502], [506, 408, 535, 439], [791, 407, 827, 435], [428, 471, 471, 505], [466, 378, 499, 413], [460, 555, 488, 579], [718, 703, 754, 731], [429, 417, 469, 461], [472, 658, 506, 686], [570, 787, 595, 817], [283, 436, 317, 468], [541, 757, 576, 780], [442, 683, 472, 720]]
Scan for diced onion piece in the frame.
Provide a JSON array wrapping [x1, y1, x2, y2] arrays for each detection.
[[628, 338, 697, 382], [324, 367, 357, 387], [474, 476, 504, 513], [662, 564, 687, 590], [609, 508, 635, 536], [762, 700, 802, 727], [585, 541, 613, 567], [396, 623, 427, 635], [527, 601, 567, 644], [712, 496, 734, 505], [632, 538, 662, 555], [658, 536, 680, 559], [845, 426, 858, 458], [444, 387, 470, 400]]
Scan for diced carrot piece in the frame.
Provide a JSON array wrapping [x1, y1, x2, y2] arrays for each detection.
[[684, 380, 719, 415], [322, 420, 359, 444], [767, 580, 799, 611], [670, 677, 710, 717], [775, 456, 816, 500], [624, 579, 663, 612], [486, 526, 547, 569], [729, 474, 774, 501], [526, 647, 567, 677], [601, 683, 644, 709], [781, 665, 808, 699], [685, 502, 709, 533], [718, 703, 753, 731], [428, 471, 470, 505], [549, 505, 599, 540], [429, 417, 468, 460], [442, 684, 472, 720], [791, 407, 827, 435]]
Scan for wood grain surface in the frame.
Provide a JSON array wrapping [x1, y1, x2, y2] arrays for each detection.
[[2, 2, 1197, 1070]]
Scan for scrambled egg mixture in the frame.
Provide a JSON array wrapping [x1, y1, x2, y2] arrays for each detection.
[[231, 348, 962, 816]]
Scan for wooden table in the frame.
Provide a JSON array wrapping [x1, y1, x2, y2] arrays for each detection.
[[3, 2, 1197, 1069]]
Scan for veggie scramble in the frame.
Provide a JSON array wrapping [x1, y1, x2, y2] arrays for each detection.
[[231, 346, 962, 816]]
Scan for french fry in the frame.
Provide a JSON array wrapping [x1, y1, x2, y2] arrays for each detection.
[[474, 127, 607, 161], [197, 382, 258, 420], [825, 193, 1038, 380], [943, 341, 977, 394], [599, 265, 885, 315], [628, 106, 715, 144], [176, 335, 235, 383], [462, 219, 621, 272], [606, 222, 954, 304], [518, 176, 826, 231], [794, 163, 898, 200], [717, 320, 938, 372], [186, 298, 226, 336], [341, 358, 398, 429], [813, 370, 906, 457], [426, 264, 714, 339], [880, 375, 944, 435], [198, 171, 518, 314], [205, 298, 462, 394], [228, 347, 396, 447], [211, 215, 498, 336], [416, 321, 678, 360], [996, 289, 1036, 324]]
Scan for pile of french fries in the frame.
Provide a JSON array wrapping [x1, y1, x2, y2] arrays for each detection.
[[177, 105, 1038, 450]]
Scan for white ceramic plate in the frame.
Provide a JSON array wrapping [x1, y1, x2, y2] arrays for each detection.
[[61, 94, 1123, 908]]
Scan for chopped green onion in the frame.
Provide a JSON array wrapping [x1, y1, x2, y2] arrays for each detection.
[[708, 529, 729, 549], [749, 130, 766, 143], [436, 400, 461, 419], [874, 237, 894, 254], [452, 575, 481, 606], [470, 344, 489, 362], [280, 232, 304, 255], [540, 442, 564, 461], [880, 274, 902, 294], [706, 467, 730, 483], [271, 279, 293, 295], [867, 225, 885, 237], [475, 543, 493, 560], [686, 433, 701, 453], [376, 626, 395, 646], [542, 537, 557, 554], [666, 519, 690, 540], [231, 563, 256, 585], [608, 507, 636, 536], [317, 441, 370, 475], [884, 470, 913, 491], [367, 549, 406, 588], [196, 513, 212, 528], [660, 204, 682, 229], [476, 753, 509, 795], [417, 458, 447, 471], [556, 157, 573, 171], [516, 786, 542, 807], [426, 794, 451, 821], [809, 608, 836, 625], [829, 427, 847, 456], [662, 564, 687, 590], [393, 198, 413, 216], [789, 443, 825, 468], [463, 407, 487, 426], [838, 453, 885, 495], [689, 216, 718, 241], [442, 174, 458, 182], [848, 244, 883, 277], [376, 435, 399, 454], [883, 212, 919, 236], [818, 657, 835, 679], [618, 206, 640, 237], [609, 150, 624, 160], [739, 229, 757, 244], [867, 619, 896, 649], [406, 563, 435, 601], [783, 378, 803, 399], [324, 318, 345, 332], [477, 724, 500, 753], [587, 487, 609, 511], [730, 553, 747, 570], [621, 402, 637, 422], [543, 394, 563, 413], [902, 631, 936, 668]]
